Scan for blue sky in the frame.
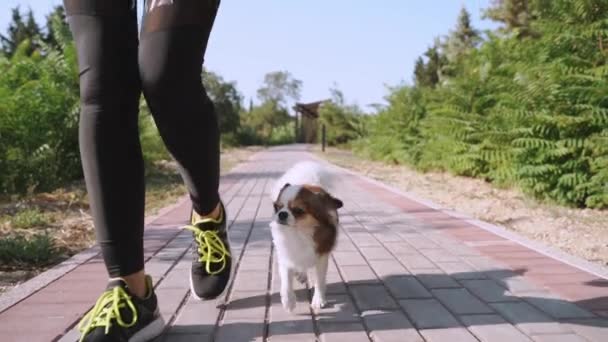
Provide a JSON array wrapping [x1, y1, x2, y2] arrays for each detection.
[[1, 0, 499, 109]]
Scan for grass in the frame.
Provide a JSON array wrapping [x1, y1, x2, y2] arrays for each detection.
[[0, 233, 57, 270], [8, 208, 52, 229], [0, 146, 261, 288]]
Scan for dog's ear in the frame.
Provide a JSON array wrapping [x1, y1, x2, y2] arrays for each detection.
[[330, 196, 343, 209], [275, 183, 290, 202], [315, 189, 343, 210]]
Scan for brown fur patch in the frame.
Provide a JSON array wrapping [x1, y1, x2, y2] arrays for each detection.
[[291, 186, 342, 255]]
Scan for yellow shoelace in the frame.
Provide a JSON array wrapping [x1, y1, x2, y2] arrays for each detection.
[[78, 286, 137, 342], [184, 210, 230, 275]]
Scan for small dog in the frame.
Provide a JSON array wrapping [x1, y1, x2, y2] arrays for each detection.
[[270, 161, 343, 312]]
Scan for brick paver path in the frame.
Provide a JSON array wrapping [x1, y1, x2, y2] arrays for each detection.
[[1, 145, 607, 341]]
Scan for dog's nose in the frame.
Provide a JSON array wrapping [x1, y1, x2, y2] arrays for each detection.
[[278, 211, 288, 221]]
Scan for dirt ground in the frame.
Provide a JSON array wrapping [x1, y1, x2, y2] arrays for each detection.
[[315, 147, 608, 267], [0, 147, 261, 295]]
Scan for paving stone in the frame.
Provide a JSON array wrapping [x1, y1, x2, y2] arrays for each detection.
[[562, 318, 608, 342], [531, 334, 587, 342], [521, 292, 595, 319], [373, 232, 403, 243], [162, 333, 212, 342], [340, 265, 379, 284], [460, 314, 533, 341], [384, 275, 432, 299], [349, 284, 398, 310], [224, 291, 267, 319], [419, 327, 479, 342], [432, 288, 494, 314], [368, 259, 410, 278], [490, 302, 571, 335], [383, 242, 419, 256], [362, 310, 424, 342], [215, 318, 265, 342], [463, 256, 509, 272], [397, 255, 437, 269], [412, 268, 461, 289], [156, 288, 188, 322], [350, 232, 383, 247], [326, 271, 348, 294], [419, 249, 462, 263], [359, 246, 394, 260], [399, 233, 440, 249], [319, 322, 370, 342], [486, 271, 541, 294], [315, 294, 360, 323], [334, 251, 368, 266], [335, 238, 358, 252], [460, 279, 519, 303], [171, 297, 219, 335], [436, 261, 485, 280], [232, 270, 269, 292], [237, 256, 270, 271], [399, 299, 461, 329]]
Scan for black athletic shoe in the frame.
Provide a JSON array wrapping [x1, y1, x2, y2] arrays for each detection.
[[77, 275, 164, 342], [184, 201, 232, 300]]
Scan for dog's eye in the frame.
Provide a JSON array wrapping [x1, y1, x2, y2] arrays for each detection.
[[291, 207, 305, 216]]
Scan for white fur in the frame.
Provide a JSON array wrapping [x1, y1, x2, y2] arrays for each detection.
[[270, 161, 335, 203], [270, 161, 337, 312]]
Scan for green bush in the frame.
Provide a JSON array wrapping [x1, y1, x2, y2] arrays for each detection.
[[358, 0, 608, 208], [0, 233, 56, 267], [0, 25, 80, 194], [9, 208, 51, 229], [318, 89, 368, 146]]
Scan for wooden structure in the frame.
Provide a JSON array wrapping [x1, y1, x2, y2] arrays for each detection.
[[293, 100, 328, 143]]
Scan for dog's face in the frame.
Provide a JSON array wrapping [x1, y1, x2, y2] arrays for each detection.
[[272, 183, 343, 228]]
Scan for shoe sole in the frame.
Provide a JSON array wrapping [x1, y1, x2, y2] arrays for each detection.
[[130, 314, 165, 342]]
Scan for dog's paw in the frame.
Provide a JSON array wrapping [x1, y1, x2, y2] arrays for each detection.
[[281, 291, 296, 313], [310, 294, 328, 311], [295, 272, 308, 285]]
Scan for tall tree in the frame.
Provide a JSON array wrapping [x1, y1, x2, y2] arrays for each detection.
[[43, 6, 69, 50], [202, 69, 242, 134], [454, 7, 480, 50], [414, 42, 447, 88], [483, 0, 536, 38], [0, 7, 42, 57], [413, 57, 426, 86], [444, 7, 481, 62], [256, 71, 302, 107]]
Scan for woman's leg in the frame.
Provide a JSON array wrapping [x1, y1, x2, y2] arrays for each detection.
[[65, 1, 165, 341], [64, 0, 147, 296], [139, 0, 221, 216], [138, 0, 230, 300]]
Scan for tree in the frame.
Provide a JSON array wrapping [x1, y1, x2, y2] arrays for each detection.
[[483, 0, 536, 38], [202, 69, 242, 134], [413, 57, 426, 86], [413, 42, 447, 88], [256, 71, 302, 107], [445, 7, 481, 60], [242, 100, 290, 140], [318, 88, 367, 146], [43, 6, 69, 51], [0, 7, 42, 57]]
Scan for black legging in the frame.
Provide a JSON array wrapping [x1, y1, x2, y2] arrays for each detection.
[[64, 0, 221, 277]]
